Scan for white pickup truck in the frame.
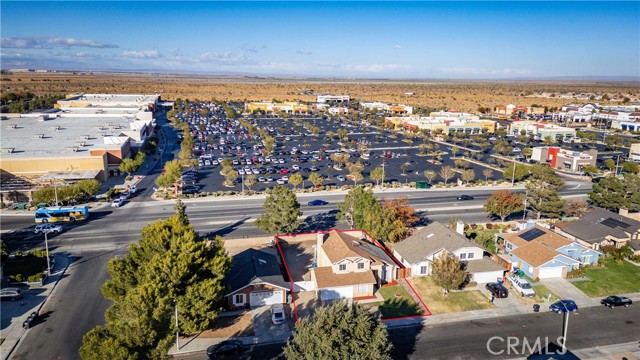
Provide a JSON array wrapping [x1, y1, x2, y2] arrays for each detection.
[[508, 275, 536, 297]]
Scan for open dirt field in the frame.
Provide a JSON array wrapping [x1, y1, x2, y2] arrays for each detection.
[[2, 72, 638, 112]]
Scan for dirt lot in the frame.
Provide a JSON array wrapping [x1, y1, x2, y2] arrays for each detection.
[[191, 313, 254, 338], [4, 72, 636, 112]]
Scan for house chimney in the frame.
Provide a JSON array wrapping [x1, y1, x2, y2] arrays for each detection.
[[316, 231, 324, 262], [619, 207, 629, 217], [456, 220, 465, 235]]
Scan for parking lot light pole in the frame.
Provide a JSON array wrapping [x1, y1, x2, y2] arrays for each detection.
[[511, 160, 516, 187], [241, 172, 245, 195]]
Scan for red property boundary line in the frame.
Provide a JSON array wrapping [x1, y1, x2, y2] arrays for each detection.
[[274, 228, 432, 325]]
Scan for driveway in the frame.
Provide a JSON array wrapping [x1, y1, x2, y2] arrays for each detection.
[[541, 278, 592, 303], [251, 306, 291, 342], [476, 284, 525, 308]]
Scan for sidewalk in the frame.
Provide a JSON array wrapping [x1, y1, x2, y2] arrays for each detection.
[[1, 254, 70, 360]]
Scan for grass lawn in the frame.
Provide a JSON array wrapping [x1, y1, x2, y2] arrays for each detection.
[[3, 255, 48, 280], [571, 259, 640, 297], [374, 286, 423, 318], [517, 284, 559, 306], [411, 277, 495, 314]]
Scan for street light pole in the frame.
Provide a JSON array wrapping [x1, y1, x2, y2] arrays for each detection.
[[43, 230, 51, 276], [381, 161, 386, 189], [511, 161, 516, 187], [175, 298, 180, 351], [522, 190, 528, 220], [241, 171, 245, 195]]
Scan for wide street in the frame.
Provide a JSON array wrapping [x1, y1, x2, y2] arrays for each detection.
[[1, 147, 592, 360], [173, 305, 640, 360]]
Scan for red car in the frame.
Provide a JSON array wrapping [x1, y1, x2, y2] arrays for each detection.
[[280, 168, 289, 175]]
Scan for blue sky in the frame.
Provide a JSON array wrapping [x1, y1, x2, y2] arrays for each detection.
[[1, 1, 638, 78]]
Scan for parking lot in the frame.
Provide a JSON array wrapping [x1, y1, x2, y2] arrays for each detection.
[[174, 102, 632, 195]]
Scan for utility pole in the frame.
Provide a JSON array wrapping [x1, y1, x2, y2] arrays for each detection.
[[381, 160, 386, 189], [52, 179, 59, 206], [522, 190, 528, 220]]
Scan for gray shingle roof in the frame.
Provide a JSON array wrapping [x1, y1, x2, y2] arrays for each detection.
[[224, 248, 288, 294], [464, 257, 507, 273], [393, 222, 475, 264], [561, 208, 640, 243]]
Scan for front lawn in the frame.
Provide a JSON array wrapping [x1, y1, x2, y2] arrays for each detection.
[[571, 259, 640, 297], [411, 277, 495, 314], [375, 286, 423, 318]]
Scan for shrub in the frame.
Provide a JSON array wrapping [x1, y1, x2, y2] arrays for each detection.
[[28, 273, 45, 282]]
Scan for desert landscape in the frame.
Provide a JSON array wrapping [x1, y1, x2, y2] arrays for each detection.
[[2, 72, 639, 112]]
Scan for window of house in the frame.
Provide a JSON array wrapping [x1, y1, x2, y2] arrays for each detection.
[[339, 264, 347, 271], [460, 253, 467, 260], [357, 284, 368, 294], [467, 252, 474, 259], [357, 262, 365, 269], [420, 265, 428, 275], [233, 294, 245, 305]]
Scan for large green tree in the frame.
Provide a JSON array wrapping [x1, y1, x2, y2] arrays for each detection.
[[284, 301, 392, 360], [525, 164, 565, 219], [80, 200, 230, 360], [484, 190, 524, 222], [503, 163, 530, 182], [430, 252, 467, 291], [337, 186, 378, 229], [589, 174, 640, 212], [255, 186, 302, 234]]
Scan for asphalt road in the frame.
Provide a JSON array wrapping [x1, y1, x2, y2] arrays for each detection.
[[9, 249, 117, 360], [172, 305, 640, 360]]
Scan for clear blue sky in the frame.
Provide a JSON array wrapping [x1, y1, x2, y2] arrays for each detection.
[[1, 1, 638, 78]]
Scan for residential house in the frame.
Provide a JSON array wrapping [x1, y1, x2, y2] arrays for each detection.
[[392, 222, 506, 283], [555, 207, 640, 251], [223, 248, 289, 309], [499, 225, 601, 279], [311, 229, 399, 301]]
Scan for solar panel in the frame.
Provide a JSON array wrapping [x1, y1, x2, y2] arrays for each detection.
[[519, 228, 546, 241], [600, 217, 631, 229]]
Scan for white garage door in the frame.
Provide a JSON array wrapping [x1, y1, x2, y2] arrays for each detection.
[[538, 267, 564, 279], [250, 290, 283, 307], [472, 271, 504, 284], [320, 286, 353, 301]]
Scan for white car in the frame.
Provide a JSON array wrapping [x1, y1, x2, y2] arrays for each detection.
[[281, 175, 289, 181], [336, 175, 347, 182], [238, 169, 245, 175], [111, 198, 125, 208], [34, 223, 63, 234], [258, 177, 266, 182], [292, 164, 300, 171], [271, 305, 286, 325], [512, 147, 522, 153], [276, 178, 286, 185], [508, 275, 536, 297]]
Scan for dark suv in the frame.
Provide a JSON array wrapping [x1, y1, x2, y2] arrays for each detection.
[[485, 283, 509, 298]]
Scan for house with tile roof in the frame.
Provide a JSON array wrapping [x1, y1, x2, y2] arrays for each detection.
[[311, 229, 400, 301], [392, 222, 506, 283], [554, 207, 640, 251], [223, 248, 289, 309], [499, 225, 601, 279]]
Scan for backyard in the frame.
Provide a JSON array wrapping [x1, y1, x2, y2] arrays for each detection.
[[411, 277, 495, 314], [373, 285, 424, 319], [571, 259, 640, 297]]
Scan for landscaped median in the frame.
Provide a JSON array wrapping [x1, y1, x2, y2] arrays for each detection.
[[571, 259, 640, 297]]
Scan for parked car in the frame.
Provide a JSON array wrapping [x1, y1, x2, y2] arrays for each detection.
[[111, 198, 125, 208], [336, 175, 347, 182], [271, 305, 286, 325], [0, 288, 23, 301], [601, 296, 632, 308], [308, 199, 329, 206], [549, 300, 578, 313], [456, 195, 474, 201], [206, 340, 244, 359], [34, 223, 63, 234], [485, 283, 509, 298], [507, 275, 535, 297]]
